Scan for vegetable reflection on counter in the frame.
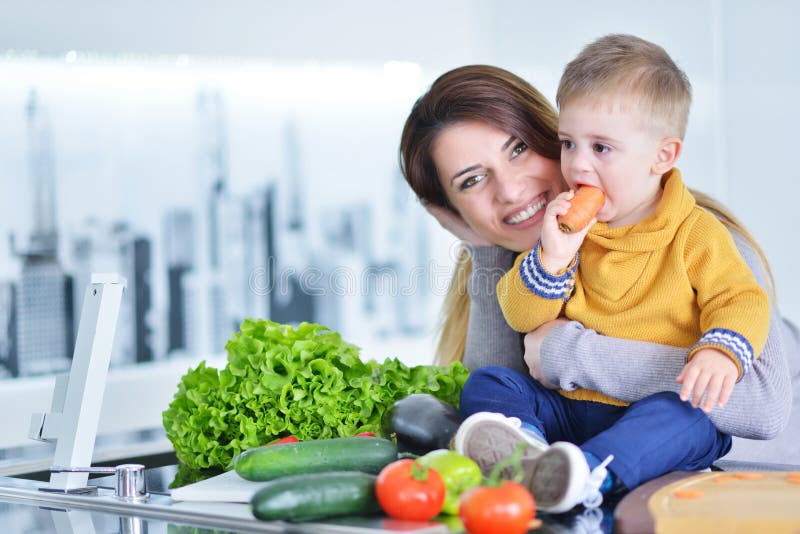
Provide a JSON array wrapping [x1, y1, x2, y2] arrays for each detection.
[[162, 319, 469, 473]]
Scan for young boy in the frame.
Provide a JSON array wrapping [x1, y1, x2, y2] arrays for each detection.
[[455, 34, 770, 513]]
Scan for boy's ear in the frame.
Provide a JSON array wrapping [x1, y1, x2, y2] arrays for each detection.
[[651, 137, 682, 175]]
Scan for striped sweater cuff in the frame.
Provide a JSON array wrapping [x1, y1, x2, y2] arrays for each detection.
[[693, 328, 755, 378], [518, 241, 579, 302]]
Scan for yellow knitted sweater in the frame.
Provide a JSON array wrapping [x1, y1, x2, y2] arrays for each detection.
[[497, 169, 770, 406]]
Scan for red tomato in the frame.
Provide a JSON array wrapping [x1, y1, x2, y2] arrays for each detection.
[[264, 435, 299, 446], [458, 481, 535, 534], [355, 432, 377, 437], [375, 459, 446, 521]]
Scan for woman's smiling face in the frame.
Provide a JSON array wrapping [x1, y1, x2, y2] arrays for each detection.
[[432, 120, 565, 252]]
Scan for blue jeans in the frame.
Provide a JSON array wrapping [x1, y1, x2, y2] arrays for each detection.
[[460, 366, 732, 490]]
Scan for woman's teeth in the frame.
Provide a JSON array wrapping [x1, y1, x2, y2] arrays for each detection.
[[506, 199, 546, 225]]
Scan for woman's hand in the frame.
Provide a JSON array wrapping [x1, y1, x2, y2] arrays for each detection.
[[523, 319, 569, 389], [424, 202, 493, 247]]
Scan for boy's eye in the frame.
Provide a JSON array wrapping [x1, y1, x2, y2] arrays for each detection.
[[511, 141, 528, 158], [561, 139, 574, 150], [460, 174, 485, 190], [593, 143, 610, 153]]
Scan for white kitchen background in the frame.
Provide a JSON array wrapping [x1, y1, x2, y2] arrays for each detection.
[[0, 0, 797, 446]]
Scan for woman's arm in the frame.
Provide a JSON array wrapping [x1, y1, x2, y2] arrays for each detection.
[[422, 203, 526, 372], [462, 245, 528, 376], [538, 231, 793, 439]]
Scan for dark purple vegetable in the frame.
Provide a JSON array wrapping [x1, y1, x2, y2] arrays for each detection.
[[382, 393, 464, 455]]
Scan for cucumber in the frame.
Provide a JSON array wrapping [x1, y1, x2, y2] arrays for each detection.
[[234, 436, 398, 481], [251, 471, 381, 521]]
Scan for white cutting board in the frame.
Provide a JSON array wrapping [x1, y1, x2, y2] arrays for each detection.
[[170, 469, 268, 502]]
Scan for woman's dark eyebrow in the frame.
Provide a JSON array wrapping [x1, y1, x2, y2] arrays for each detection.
[[451, 164, 480, 184], [451, 136, 517, 184]]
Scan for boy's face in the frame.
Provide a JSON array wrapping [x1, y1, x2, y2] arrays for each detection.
[[558, 96, 671, 228]]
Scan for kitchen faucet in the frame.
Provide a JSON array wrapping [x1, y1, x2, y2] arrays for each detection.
[[28, 274, 126, 493]]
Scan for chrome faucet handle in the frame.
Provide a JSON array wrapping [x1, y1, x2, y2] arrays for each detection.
[[50, 464, 149, 501], [50, 465, 116, 474]]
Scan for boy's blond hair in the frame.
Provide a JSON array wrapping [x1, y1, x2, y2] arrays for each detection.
[[556, 34, 692, 139]]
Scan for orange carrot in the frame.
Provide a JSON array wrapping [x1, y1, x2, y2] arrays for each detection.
[[557, 186, 605, 233], [672, 488, 704, 500], [733, 472, 764, 480]]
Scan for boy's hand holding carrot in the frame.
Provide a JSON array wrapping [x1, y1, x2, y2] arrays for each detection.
[[677, 348, 739, 413], [539, 187, 602, 274]]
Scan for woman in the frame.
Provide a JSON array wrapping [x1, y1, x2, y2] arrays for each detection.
[[399, 65, 798, 506]]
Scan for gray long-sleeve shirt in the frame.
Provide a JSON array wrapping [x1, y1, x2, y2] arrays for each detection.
[[462, 232, 799, 465]]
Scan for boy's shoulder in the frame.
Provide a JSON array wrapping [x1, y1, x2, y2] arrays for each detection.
[[689, 204, 726, 226], [677, 200, 722, 228], [681, 204, 745, 256]]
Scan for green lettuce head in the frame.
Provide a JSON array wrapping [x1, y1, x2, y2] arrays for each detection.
[[162, 319, 469, 471]]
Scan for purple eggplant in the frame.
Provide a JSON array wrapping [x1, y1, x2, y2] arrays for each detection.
[[382, 393, 464, 455]]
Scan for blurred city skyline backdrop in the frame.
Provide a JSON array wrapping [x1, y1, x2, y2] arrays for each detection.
[[0, 0, 798, 380], [0, 57, 456, 376]]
